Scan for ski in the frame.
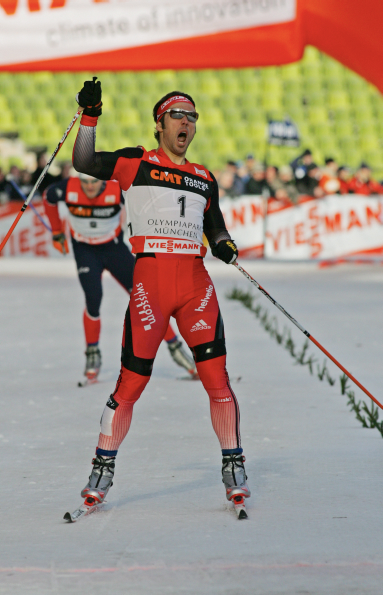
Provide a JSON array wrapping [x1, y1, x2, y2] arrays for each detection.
[[78, 376, 99, 388], [232, 495, 248, 520], [63, 496, 104, 522], [178, 374, 199, 381]]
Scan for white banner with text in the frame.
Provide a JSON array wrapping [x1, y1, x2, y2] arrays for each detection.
[[0, 0, 295, 67], [220, 195, 383, 260], [264, 195, 383, 260]]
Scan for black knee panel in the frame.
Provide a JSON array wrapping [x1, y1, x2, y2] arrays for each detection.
[[192, 310, 226, 363], [121, 306, 154, 376], [192, 339, 226, 363], [121, 349, 154, 376]]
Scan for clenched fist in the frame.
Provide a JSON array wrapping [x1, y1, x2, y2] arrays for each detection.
[[76, 76, 102, 117]]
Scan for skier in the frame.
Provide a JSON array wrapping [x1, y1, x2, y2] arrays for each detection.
[[67, 77, 250, 520], [43, 172, 197, 383]]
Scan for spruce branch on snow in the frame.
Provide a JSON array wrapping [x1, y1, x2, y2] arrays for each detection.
[[227, 287, 382, 438]]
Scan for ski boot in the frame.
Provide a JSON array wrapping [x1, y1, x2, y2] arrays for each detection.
[[222, 452, 251, 519], [167, 339, 198, 379], [84, 345, 101, 382], [81, 454, 115, 504]]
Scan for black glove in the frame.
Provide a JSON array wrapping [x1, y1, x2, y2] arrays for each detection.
[[211, 239, 238, 264], [76, 76, 102, 117]]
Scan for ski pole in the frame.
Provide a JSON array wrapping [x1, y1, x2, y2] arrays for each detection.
[[6, 179, 52, 232], [0, 108, 82, 253], [233, 260, 383, 410]]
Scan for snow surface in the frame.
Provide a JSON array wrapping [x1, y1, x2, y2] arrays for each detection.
[[1, 257, 383, 594]]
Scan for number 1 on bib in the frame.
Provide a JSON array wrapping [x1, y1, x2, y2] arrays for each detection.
[[177, 195, 186, 218]]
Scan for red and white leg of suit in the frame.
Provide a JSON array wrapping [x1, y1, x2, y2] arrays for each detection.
[[97, 254, 241, 455]]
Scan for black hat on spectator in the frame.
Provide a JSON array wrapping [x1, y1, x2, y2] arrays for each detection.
[[359, 162, 370, 169], [325, 157, 335, 164], [302, 149, 312, 157]]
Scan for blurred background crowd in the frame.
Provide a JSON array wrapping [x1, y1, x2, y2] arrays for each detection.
[[0, 155, 71, 204], [1, 149, 382, 207], [215, 150, 383, 202], [1, 44, 383, 207]]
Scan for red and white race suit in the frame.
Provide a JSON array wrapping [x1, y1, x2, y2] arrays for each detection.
[[44, 177, 123, 245], [72, 113, 242, 454]]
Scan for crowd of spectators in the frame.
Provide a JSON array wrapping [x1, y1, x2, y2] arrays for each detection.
[[215, 149, 383, 202], [0, 154, 71, 205], [1, 149, 383, 206]]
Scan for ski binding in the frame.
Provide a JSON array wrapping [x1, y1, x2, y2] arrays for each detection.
[[232, 495, 248, 519], [64, 496, 103, 522]]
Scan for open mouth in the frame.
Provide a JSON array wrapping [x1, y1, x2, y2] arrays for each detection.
[[177, 130, 187, 142]]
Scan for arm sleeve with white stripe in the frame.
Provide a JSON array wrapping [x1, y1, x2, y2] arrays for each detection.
[[73, 123, 143, 180]]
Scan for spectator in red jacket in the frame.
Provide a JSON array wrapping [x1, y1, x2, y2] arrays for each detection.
[[348, 163, 383, 195], [337, 166, 351, 194], [319, 158, 340, 195]]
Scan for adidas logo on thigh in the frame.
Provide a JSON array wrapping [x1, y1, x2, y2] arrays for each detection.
[[190, 319, 211, 332]]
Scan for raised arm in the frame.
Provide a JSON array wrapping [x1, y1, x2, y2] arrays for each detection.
[[72, 77, 122, 180], [73, 78, 144, 182], [72, 116, 121, 180]]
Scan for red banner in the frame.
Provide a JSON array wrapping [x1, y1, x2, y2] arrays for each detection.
[[1, 1, 383, 93]]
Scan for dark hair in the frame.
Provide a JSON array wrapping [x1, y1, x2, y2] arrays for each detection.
[[153, 91, 195, 143]]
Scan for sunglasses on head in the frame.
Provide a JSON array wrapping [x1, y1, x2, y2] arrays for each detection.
[[163, 108, 199, 123]]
